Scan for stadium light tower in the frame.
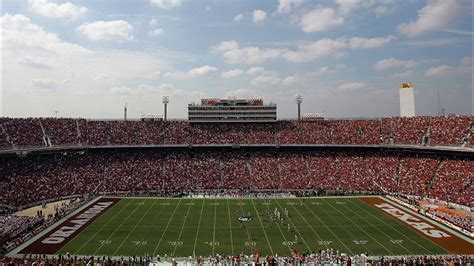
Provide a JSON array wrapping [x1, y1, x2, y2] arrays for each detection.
[[162, 96, 169, 121], [296, 94, 303, 121], [124, 103, 127, 121]]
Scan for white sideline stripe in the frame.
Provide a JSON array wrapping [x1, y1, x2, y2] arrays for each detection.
[[173, 199, 194, 256], [274, 199, 312, 252], [192, 198, 205, 254], [347, 199, 432, 255], [341, 199, 413, 255], [324, 199, 393, 255], [94, 199, 144, 254], [302, 201, 354, 254], [153, 198, 182, 255], [113, 199, 159, 255], [226, 199, 234, 255], [250, 199, 274, 255], [75, 199, 135, 254]]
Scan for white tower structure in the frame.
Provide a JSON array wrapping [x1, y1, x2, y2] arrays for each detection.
[[296, 94, 303, 121], [162, 96, 169, 121], [399, 83, 415, 117]]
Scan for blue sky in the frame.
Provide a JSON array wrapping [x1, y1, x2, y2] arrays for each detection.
[[1, 0, 472, 119]]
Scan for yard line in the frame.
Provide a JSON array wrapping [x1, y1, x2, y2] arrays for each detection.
[[153, 198, 182, 255], [302, 201, 354, 254], [95, 199, 145, 254], [192, 198, 205, 255], [262, 199, 292, 253], [349, 199, 433, 255], [74, 198, 135, 254], [238, 198, 255, 254], [113, 199, 159, 255], [274, 199, 312, 252], [337, 199, 411, 255], [250, 199, 274, 256], [288, 200, 328, 249], [212, 199, 217, 256], [226, 199, 234, 255], [323, 199, 393, 255], [173, 199, 194, 256]]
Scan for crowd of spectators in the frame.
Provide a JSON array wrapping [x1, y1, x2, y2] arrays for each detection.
[[0, 116, 472, 149], [1, 253, 471, 265], [0, 215, 43, 247], [1, 150, 471, 210]]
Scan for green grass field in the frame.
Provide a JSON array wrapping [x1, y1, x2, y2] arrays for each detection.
[[57, 197, 447, 257]]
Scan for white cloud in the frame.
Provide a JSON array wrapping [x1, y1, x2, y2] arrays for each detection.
[[221, 69, 244, 79], [391, 70, 415, 79], [212, 40, 286, 65], [110, 84, 179, 96], [276, 0, 303, 14], [234, 13, 243, 22], [402, 38, 458, 47], [397, 0, 460, 37], [28, 0, 87, 20], [148, 28, 164, 37], [374, 57, 418, 71], [18, 56, 53, 69], [164, 65, 218, 79], [333, 0, 360, 14], [283, 75, 303, 86], [149, 18, 158, 26], [253, 9, 267, 24], [300, 7, 344, 33], [350, 35, 395, 49], [251, 72, 281, 87], [337, 82, 367, 92], [442, 29, 474, 35], [150, 0, 181, 9], [76, 20, 134, 41], [31, 78, 63, 90], [246, 67, 265, 76], [224, 89, 258, 98], [283, 38, 346, 63], [212, 39, 346, 64], [425, 58, 472, 77]]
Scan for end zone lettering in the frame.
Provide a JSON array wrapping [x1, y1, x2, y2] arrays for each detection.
[[42, 201, 114, 244], [375, 203, 450, 238]]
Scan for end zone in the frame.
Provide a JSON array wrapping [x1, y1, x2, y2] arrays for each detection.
[[19, 198, 120, 254], [360, 197, 473, 254]]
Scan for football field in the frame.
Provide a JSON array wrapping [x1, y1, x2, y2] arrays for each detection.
[[20, 196, 471, 257]]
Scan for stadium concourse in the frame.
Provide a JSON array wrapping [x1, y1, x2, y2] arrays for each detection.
[[0, 116, 473, 262]]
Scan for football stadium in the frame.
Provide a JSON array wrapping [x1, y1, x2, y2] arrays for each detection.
[[1, 0, 474, 265]]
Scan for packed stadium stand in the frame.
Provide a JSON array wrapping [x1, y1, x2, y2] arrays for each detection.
[[0, 116, 472, 252]]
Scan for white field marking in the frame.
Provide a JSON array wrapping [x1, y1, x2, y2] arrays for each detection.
[[317, 240, 333, 245], [210, 202, 220, 205], [153, 198, 182, 255], [286, 202, 297, 205], [348, 199, 435, 254], [75, 199, 135, 254], [301, 201, 354, 254], [287, 200, 327, 248], [343, 199, 417, 255], [192, 198, 206, 253], [236, 203, 245, 205], [323, 199, 393, 255], [274, 199, 312, 252], [250, 199, 274, 255], [311, 202, 323, 205], [238, 199, 255, 254], [184, 202, 195, 205], [94, 199, 145, 254], [160, 202, 170, 205], [261, 198, 292, 253], [113, 199, 159, 255], [226, 199, 234, 255], [173, 199, 195, 255], [212, 199, 217, 256], [353, 240, 368, 245]]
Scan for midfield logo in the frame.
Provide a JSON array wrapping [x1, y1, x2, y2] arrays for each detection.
[[237, 216, 253, 222]]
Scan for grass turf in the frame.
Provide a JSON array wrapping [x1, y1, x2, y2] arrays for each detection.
[[57, 197, 447, 257]]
